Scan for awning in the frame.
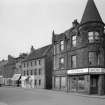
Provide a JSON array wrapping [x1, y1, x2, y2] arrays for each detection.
[[12, 74, 21, 81], [20, 76, 27, 81]]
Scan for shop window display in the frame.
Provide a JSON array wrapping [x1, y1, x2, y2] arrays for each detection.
[[61, 77, 66, 89], [55, 77, 60, 89]]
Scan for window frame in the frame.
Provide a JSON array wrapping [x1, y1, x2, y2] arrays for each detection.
[[60, 40, 64, 51], [72, 35, 77, 47], [88, 31, 100, 43], [71, 55, 77, 68], [59, 57, 64, 69], [88, 51, 100, 66]]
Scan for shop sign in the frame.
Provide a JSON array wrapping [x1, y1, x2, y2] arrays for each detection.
[[89, 68, 105, 73], [67, 68, 88, 74]]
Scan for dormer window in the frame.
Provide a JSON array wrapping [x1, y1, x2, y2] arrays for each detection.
[[88, 31, 100, 43]]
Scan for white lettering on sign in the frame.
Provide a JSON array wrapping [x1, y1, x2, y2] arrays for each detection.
[[89, 68, 105, 73], [67, 68, 88, 74], [67, 68, 105, 74]]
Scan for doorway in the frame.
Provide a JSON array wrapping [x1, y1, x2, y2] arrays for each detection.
[[90, 75, 99, 94]]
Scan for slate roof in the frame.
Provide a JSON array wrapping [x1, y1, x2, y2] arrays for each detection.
[[23, 45, 52, 61], [81, 0, 103, 25]]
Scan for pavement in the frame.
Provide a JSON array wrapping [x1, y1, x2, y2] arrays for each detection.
[[0, 86, 105, 105]]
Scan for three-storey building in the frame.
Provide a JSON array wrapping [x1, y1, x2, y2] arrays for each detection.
[[21, 45, 52, 89], [52, 0, 105, 95]]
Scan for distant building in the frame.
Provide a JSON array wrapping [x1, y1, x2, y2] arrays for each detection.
[[52, 0, 105, 95], [21, 45, 53, 89], [2, 53, 27, 86], [0, 59, 8, 85], [12, 53, 28, 87]]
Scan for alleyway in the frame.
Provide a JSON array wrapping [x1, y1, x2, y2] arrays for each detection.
[[0, 87, 105, 105]]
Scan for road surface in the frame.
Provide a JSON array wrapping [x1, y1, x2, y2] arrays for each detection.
[[0, 87, 105, 105]]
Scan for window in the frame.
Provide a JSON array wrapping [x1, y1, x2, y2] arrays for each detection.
[[72, 35, 76, 47], [35, 60, 37, 65], [39, 80, 41, 85], [89, 52, 100, 66], [71, 55, 77, 68], [39, 69, 42, 75], [34, 69, 37, 75], [34, 80, 37, 86], [60, 57, 64, 69], [30, 70, 33, 75], [30, 62, 33, 66], [88, 31, 100, 43], [78, 76, 85, 90], [27, 62, 29, 67], [60, 40, 64, 51], [39, 60, 41, 65], [24, 71, 26, 76], [23, 63, 25, 68], [27, 70, 29, 75]]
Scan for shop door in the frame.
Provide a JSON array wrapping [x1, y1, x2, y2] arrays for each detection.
[[90, 75, 99, 94], [71, 77, 77, 92]]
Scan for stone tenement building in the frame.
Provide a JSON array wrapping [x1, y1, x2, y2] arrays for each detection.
[[52, 0, 105, 95], [21, 45, 52, 89]]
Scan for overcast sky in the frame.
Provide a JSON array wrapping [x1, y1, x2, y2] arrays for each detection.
[[0, 0, 105, 59]]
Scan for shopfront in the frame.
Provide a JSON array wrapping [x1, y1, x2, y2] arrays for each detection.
[[67, 68, 105, 95], [54, 76, 66, 91], [68, 75, 87, 93], [12, 74, 21, 87]]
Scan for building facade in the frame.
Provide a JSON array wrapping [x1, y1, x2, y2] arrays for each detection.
[[12, 53, 27, 87], [0, 60, 8, 86], [52, 0, 105, 95], [21, 45, 52, 89]]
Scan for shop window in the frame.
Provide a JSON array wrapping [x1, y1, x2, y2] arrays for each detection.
[[60, 40, 64, 51], [55, 77, 60, 89], [71, 77, 77, 91], [72, 35, 76, 47], [78, 76, 85, 90], [61, 77, 66, 89], [88, 31, 100, 43], [71, 55, 77, 68]]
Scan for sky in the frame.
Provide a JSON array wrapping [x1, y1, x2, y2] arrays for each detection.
[[0, 0, 105, 60]]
